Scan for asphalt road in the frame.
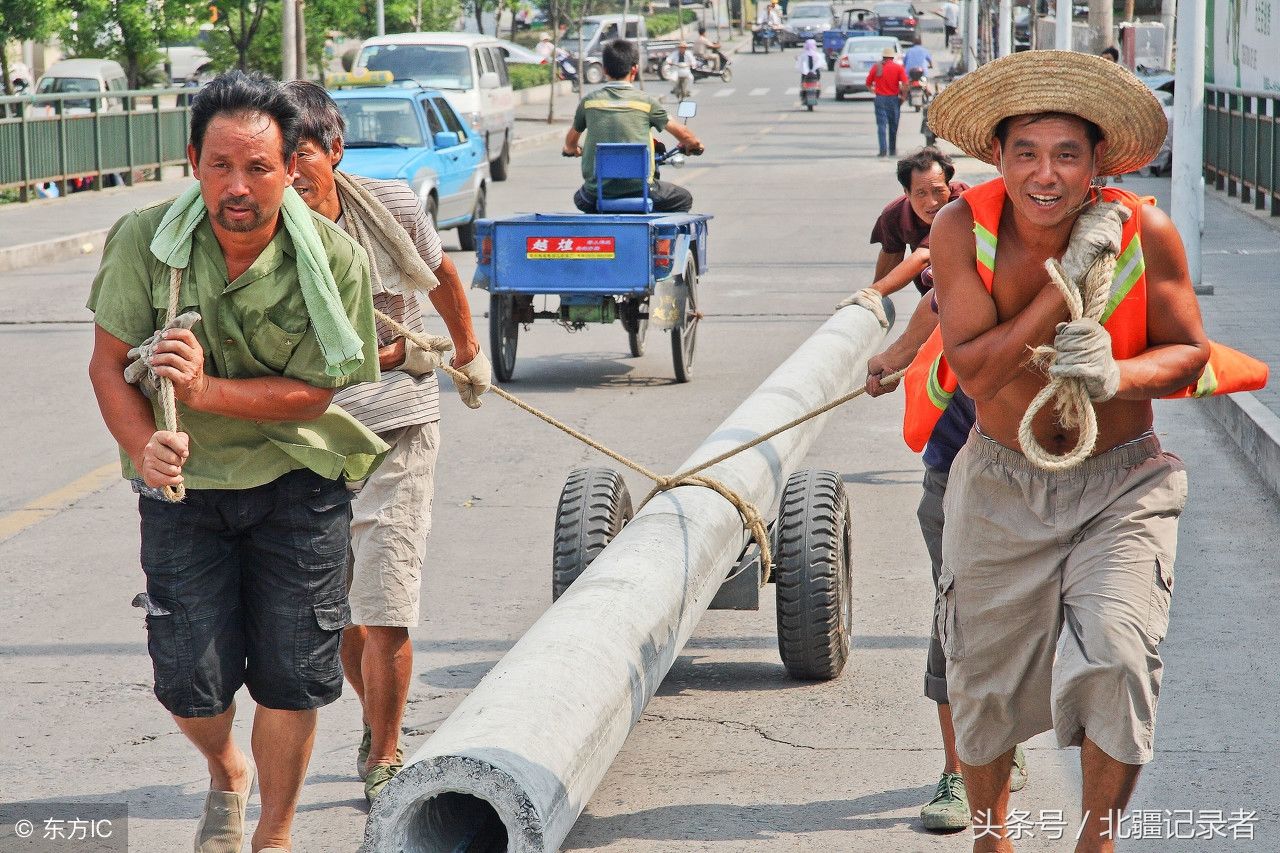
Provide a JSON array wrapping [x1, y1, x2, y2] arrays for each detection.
[[2, 42, 1277, 853]]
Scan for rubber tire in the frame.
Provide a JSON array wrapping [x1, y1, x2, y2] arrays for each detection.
[[773, 469, 853, 681], [835, 88, 845, 101], [720, 67, 733, 83], [826, 58, 835, 71], [624, 298, 648, 357], [585, 62, 605, 84], [424, 194, 439, 235], [489, 292, 518, 382], [457, 187, 485, 252], [490, 135, 510, 182], [671, 255, 698, 383], [806, 101, 814, 111], [551, 468, 634, 601]]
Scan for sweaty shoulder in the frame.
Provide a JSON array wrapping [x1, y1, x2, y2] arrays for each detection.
[[928, 197, 976, 258], [349, 173, 421, 231]]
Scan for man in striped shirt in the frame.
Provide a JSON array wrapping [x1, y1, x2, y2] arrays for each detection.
[[283, 81, 488, 804]]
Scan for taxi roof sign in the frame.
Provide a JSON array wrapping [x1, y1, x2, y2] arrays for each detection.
[[326, 70, 394, 89]]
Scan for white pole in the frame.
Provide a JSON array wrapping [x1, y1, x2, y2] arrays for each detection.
[[998, 0, 1013, 57], [376, 0, 386, 35], [362, 305, 891, 853], [281, 0, 298, 82], [1161, 0, 1176, 69], [965, 0, 979, 68], [1170, 0, 1203, 285], [1055, 0, 1073, 50]]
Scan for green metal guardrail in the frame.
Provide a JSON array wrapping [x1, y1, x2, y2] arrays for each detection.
[[1205, 85, 1279, 217], [0, 88, 194, 201]]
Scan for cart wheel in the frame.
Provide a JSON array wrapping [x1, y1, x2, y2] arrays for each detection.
[[585, 62, 605, 84], [773, 469, 853, 680], [720, 67, 733, 83], [671, 256, 698, 383], [622, 297, 649, 357], [489, 293, 518, 383], [552, 468, 634, 601]]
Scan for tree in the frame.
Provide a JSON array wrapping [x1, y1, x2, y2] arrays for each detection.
[[207, 0, 270, 70], [467, 0, 501, 34], [60, 0, 204, 89], [0, 0, 66, 94]]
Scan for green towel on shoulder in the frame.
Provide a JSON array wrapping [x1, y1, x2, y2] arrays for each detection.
[[149, 184, 366, 378]]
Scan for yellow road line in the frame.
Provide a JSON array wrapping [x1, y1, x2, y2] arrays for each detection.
[[0, 462, 120, 543]]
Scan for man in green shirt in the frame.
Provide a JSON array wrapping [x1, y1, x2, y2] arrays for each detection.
[[87, 71, 384, 853], [562, 38, 704, 213]]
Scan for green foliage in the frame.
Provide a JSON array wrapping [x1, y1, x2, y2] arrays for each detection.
[[508, 61, 554, 89], [328, 0, 462, 39], [59, 0, 201, 88], [0, 0, 68, 93], [644, 9, 697, 36]]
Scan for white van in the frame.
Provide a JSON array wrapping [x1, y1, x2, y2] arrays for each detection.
[[36, 59, 129, 110], [355, 32, 517, 181]]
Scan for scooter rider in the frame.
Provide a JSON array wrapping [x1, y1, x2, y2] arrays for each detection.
[[563, 39, 704, 213], [695, 25, 728, 71], [902, 34, 934, 97], [664, 42, 696, 100]]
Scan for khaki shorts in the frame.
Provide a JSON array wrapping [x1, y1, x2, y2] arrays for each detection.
[[347, 421, 440, 627], [939, 430, 1186, 767]]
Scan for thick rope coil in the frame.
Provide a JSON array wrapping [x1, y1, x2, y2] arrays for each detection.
[[157, 266, 185, 503], [1016, 249, 1117, 472], [375, 309, 902, 582]]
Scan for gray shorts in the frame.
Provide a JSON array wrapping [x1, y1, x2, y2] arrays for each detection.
[[939, 430, 1186, 767], [347, 421, 440, 627], [918, 466, 949, 705]]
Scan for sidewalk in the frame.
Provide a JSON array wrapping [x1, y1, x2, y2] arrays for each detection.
[[0, 98, 568, 274]]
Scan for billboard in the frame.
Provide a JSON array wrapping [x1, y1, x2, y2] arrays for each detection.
[[1207, 0, 1280, 91]]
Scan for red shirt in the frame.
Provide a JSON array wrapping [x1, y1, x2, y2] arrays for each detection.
[[866, 60, 908, 96]]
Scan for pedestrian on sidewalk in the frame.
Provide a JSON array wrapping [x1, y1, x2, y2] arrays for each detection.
[[282, 80, 491, 805], [866, 45, 908, 157], [838, 147, 1030, 832], [86, 70, 386, 853], [921, 50, 1262, 850]]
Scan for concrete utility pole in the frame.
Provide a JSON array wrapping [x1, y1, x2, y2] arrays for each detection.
[[377, 0, 386, 36], [1171, 0, 1204, 285], [282, 0, 298, 82], [965, 0, 979, 68], [998, 0, 1012, 57], [1161, 0, 1176, 69], [296, 0, 308, 80], [1088, 0, 1113, 52], [1055, 0, 1073, 49]]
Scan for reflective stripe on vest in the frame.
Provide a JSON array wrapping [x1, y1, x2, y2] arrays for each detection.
[[901, 178, 1268, 453]]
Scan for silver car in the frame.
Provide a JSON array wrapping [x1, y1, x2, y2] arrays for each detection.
[[833, 36, 899, 99], [785, 2, 836, 47]]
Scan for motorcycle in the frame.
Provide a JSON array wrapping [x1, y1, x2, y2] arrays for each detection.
[[691, 56, 733, 83], [800, 73, 821, 111], [907, 67, 931, 112], [751, 25, 784, 53]]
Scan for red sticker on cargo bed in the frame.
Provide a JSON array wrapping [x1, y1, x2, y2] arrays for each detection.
[[526, 236, 616, 260]]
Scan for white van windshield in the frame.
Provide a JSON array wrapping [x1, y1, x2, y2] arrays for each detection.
[[37, 77, 100, 94], [359, 44, 473, 89], [559, 22, 601, 47]]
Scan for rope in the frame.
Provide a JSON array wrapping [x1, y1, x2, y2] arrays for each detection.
[[157, 266, 185, 502], [375, 308, 903, 581], [1016, 250, 1116, 472]]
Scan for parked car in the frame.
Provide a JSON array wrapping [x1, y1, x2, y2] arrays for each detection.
[[833, 35, 900, 98], [328, 82, 491, 249], [872, 1, 920, 44], [1136, 67, 1174, 175], [494, 38, 545, 64], [35, 58, 128, 110], [785, 2, 836, 47], [356, 32, 516, 180]]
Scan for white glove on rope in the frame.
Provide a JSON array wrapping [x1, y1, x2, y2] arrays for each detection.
[[398, 333, 453, 377], [453, 350, 493, 409], [835, 287, 889, 329], [1048, 318, 1120, 402], [1061, 200, 1130, 288], [123, 311, 202, 398]]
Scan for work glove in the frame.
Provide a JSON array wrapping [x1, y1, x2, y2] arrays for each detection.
[[1061, 200, 1130, 288], [1047, 318, 1120, 402], [123, 312, 202, 398], [398, 333, 454, 378], [453, 350, 493, 409], [835, 287, 889, 329]]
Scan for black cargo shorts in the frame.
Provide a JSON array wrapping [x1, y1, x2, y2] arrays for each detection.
[[136, 468, 353, 718]]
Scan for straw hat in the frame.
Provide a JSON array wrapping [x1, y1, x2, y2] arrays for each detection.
[[881, 45, 897, 58], [927, 50, 1167, 176]]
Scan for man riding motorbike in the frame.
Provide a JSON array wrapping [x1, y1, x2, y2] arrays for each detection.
[[663, 42, 696, 100], [562, 39, 704, 213], [694, 25, 728, 71]]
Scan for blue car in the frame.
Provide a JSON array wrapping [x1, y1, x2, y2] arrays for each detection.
[[329, 84, 490, 250]]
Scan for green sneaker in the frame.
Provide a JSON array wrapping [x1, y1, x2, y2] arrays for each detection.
[[921, 772, 970, 831], [364, 762, 400, 804], [357, 722, 371, 781], [1009, 743, 1029, 793]]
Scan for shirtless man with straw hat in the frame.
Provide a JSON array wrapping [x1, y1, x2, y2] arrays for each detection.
[[920, 50, 1265, 851]]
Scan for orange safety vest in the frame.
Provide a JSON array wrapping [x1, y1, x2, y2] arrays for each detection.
[[902, 178, 1268, 452]]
